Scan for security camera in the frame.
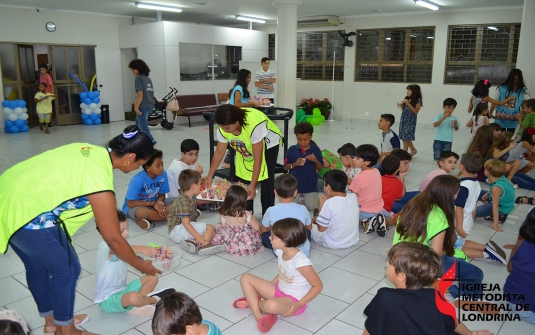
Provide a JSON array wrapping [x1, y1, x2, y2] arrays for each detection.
[[36, 7, 40, 12]]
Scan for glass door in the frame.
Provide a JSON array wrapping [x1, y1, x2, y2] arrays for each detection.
[[17, 45, 38, 126]]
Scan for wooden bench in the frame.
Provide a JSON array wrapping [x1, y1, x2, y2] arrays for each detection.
[[174, 94, 219, 127]]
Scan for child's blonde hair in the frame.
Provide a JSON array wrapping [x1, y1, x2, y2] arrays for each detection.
[[484, 159, 507, 178]]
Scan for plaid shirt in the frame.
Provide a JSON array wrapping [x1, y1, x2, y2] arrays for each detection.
[[167, 192, 198, 233]]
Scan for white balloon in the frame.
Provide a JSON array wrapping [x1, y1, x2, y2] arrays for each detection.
[[89, 103, 97, 110], [8, 113, 18, 121], [14, 107, 23, 115], [80, 103, 87, 109], [3, 107, 12, 115], [84, 108, 93, 115], [93, 108, 101, 114], [97, 103, 101, 108], [22, 107, 27, 114], [19, 113, 28, 120]]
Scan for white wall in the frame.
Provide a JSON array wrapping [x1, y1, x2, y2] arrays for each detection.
[[32, 44, 49, 69], [121, 48, 137, 115]]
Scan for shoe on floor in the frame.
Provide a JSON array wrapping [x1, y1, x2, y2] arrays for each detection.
[[152, 140, 158, 146], [126, 305, 155, 316], [198, 244, 226, 256], [148, 287, 176, 300], [136, 219, 152, 231], [197, 209, 201, 218], [179, 240, 197, 254], [375, 214, 387, 237], [484, 241, 507, 265], [483, 249, 507, 265], [362, 216, 376, 234]]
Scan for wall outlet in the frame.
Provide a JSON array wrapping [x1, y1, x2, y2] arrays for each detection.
[[364, 112, 369, 116]]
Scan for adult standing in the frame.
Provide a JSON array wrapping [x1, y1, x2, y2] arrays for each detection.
[[129, 59, 157, 146], [206, 105, 282, 215], [0, 125, 160, 335], [491, 69, 530, 133]]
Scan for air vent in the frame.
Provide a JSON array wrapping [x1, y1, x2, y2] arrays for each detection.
[[297, 15, 340, 27]]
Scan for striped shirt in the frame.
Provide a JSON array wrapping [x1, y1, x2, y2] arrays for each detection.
[[255, 69, 276, 98]]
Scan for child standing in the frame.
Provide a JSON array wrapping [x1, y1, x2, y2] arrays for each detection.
[[337, 143, 360, 193], [312, 170, 359, 248], [363, 242, 493, 335], [152, 292, 222, 335], [468, 79, 512, 116], [167, 139, 203, 200], [262, 174, 311, 256], [380, 155, 404, 214], [397, 84, 422, 156], [94, 210, 176, 316], [211, 185, 263, 257], [476, 160, 516, 232], [237, 218, 323, 333], [254, 57, 276, 105], [419, 150, 459, 192], [433, 98, 459, 161], [349, 144, 393, 236], [167, 170, 226, 256], [378, 113, 400, 162], [123, 149, 173, 230], [34, 83, 55, 134], [284, 122, 323, 211], [466, 102, 489, 135]]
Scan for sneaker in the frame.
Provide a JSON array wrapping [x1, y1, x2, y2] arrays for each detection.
[[136, 219, 153, 231], [152, 140, 158, 146], [483, 249, 507, 265], [148, 287, 176, 300], [126, 305, 155, 316], [375, 214, 387, 237], [484, 241, 507, 265], [196, 209, 202, 218], [198, 244, 226, 256], [362, 216, 376, 234], [179, 240, 197, 254], [313, 208, 319, 218], [197, 204, 209, 211]]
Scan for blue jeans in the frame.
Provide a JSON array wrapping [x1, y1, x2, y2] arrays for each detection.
[[135, 105, 155, 142], [9, 225, 81, 326], [433, 140, 452, 161], [512, 173, 535, 191], [476, 203, 508, 222], [441, 255, 484, 299], [392, 191, 419, 213]]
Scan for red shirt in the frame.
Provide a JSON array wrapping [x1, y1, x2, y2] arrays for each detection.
[[381, 175, 403, 212], [40, 73, 54, 94]]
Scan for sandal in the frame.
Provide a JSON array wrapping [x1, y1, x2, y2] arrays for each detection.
[[45, 130, 51, 134], [44, 314, 90, 335], [232, 295, 261, 309], [515, 196, 534, 204], [136, 219, 152, 230], [257, 314, 278, 333], [410, 149, 417, 157]]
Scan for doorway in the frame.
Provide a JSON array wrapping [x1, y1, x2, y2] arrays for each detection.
[[17, 44, 38, 127]]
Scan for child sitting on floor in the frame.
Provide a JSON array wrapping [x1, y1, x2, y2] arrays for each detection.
[[380, 155, 404, 215], [419, 150, 459, 192], [167, 139, 203, 200], [337, 143, 360, 193], [152, 292, 222, 335], [363, 242, 493, 335], [211, 185, 263, 257], [262, 174, 311, 256], [94, 210, 175, 316], [237, 218, 323, 333], [167, 170, 226, 256]]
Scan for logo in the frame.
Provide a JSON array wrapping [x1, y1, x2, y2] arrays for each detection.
[[80, 146, 92, 157], [435, 259, 458, 326]]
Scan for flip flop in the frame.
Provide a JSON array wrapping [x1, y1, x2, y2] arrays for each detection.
[[233, 297, 249, 309], [515, 196, 534, 204], [257, 314, 278, 333], [410, 149, 417, 157]]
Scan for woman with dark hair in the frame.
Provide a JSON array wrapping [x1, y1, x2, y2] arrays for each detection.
[[205, 105, 282, 215], [230, 69, 261, 108], [0, 125, 160, 335], [128, 59, 157, 146], [490, 69, 530, 133]]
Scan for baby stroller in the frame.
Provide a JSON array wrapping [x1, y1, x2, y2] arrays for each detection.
[[148, 87, 178, 130]]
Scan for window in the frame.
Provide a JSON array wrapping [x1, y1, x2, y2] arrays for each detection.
[[445, 24, 521, 84], [268, 34, 275, 60], [297, 31, 345, 81], [355, 27, 435, 83], [179, 43, 242, 81]]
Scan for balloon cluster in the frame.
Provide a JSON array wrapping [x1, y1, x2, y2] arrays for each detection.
[[296, 108, 326, 125], [2, 100, 29, 133], [79, 91, 102, 125]]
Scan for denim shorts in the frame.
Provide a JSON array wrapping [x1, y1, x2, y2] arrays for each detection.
[[509, 302, 535, 324], [99, 279, 142, 313], [359, 208, 393, 221], [454, 236, 466, 249]]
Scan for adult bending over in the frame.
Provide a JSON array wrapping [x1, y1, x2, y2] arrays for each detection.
[[0, 125, 160, 335], [206, 105, 282, 215]]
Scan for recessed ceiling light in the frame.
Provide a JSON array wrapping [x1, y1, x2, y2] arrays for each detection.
[[135, 2, 183, 13], [235, 15, 266, 23], [410, 34, 417, 37], [426, 36, 434, 39], [414, 0, 440, 11], [487, 26, 499, 31], [385, 37, 391, 40]]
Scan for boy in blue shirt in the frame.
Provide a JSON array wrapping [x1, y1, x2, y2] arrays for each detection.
[[433, 98, 459, 161], [123, 149, 173, 230], [378, 113, 400, 163], [261, 174, 312, 256], [284, 122, 323, 211]]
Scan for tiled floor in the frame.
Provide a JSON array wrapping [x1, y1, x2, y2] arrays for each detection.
[[1, 118, 534, 335]]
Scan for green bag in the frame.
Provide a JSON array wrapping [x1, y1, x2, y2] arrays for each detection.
[[318, 149, 343, 178]]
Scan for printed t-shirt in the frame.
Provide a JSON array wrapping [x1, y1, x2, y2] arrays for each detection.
[[284, 144, 323, 193], [349, 169, 383, 213], [122, 170, 170, 214], [275, 249, 312, 300], [35, 92, 54, 114], [134, 74, 155, 109]]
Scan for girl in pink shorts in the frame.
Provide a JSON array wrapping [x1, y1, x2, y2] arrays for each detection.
[[235, 218, 323, 333]]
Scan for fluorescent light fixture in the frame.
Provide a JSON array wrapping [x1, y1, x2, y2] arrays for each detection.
[[487, 26, 499, 31], [427, 36, 434, 39], [135, 2, 183, 12], [414, 0, 440, 11], [385, 37, 391, 41], [235, 15, 266, 23], [410, 34, 417, 37]]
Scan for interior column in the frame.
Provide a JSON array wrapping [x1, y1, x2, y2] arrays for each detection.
[[516, 0, 535, 90]]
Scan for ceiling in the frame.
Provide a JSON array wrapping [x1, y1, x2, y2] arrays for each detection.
[[0, 0, 525, 28]]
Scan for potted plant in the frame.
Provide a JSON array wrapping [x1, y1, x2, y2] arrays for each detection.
[[297, 98, 332, 120]]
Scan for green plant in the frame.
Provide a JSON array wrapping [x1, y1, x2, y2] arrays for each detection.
[[297, 98, 332, 116]]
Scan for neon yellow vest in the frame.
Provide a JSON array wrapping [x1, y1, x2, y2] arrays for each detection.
[[0, 143, 114, 253], [219, 108, 282, 181]]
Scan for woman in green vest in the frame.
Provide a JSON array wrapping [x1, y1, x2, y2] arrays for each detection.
[[0, 125, 160, 335], [206, 104, 282, 214]]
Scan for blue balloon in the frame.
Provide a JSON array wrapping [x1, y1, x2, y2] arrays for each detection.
[[15, 119, 25, 127], [89, 113, 98, 120], [24, 120, 28, 124], [16, 100, 25, 108], [94, 118, 102, 125], [84, 119, 94, 125], [94, 91, 100, 97], [80, 91, 87, 99], [5, 120, 14, 127], [97, 114, 102, 118], [81, 114, 88, 120], [92, 97, 100, 104], [9, 125, 19, 133], [20, 100, 26, 107], [2, 100, 9, 108], [21, 125, 29, 132], [83, 98, 92, 105], [4, 127, 9, 133], [8, 101, 17, 109]]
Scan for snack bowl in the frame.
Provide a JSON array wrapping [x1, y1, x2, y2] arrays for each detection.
[[137, 246, 183, 273]]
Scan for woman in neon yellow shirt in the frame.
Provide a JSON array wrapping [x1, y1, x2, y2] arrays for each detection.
[[0, 125, 160, 335]]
